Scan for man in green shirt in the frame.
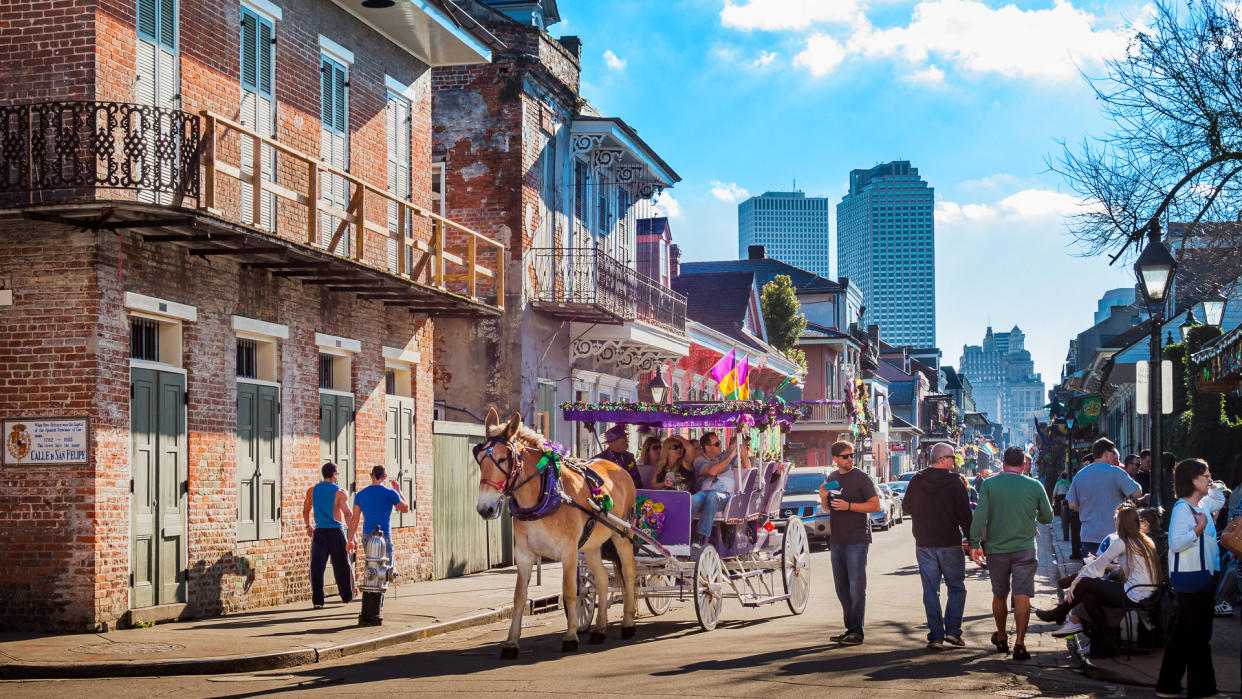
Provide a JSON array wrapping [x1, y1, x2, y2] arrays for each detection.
[[969, 446, 1054, 661]]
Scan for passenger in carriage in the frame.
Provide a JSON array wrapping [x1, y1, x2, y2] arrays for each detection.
[[650, 435, 695, 491], [638, 436, 664, 472], [691, 431, 748, 547], [594, 423, 645, 491]]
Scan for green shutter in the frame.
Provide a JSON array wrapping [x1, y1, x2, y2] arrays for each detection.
[[336, 395, 354, 493], [131, 368, 158, 608], [257, 18, 272, 96], [136, 0, 157, 41], [158, 0, 176, 50], [240, 12, 257, 91], [236, 382, 258, 541], [387, 398, 417, 527], [320, 57, 333, 127], [257, 385, 280, 540]]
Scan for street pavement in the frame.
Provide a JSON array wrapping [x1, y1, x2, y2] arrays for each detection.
[[1, 521, 1138, 697]]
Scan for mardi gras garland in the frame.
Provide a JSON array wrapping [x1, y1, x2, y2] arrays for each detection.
[[558, 399, 802, 426]]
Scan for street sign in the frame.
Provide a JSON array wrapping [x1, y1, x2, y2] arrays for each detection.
[[1135, 360, 1173, 415]]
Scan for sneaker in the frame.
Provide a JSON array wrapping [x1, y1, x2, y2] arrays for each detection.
[[313, 603, 324, 609], [1153, 691, 1181, 698], [1214, 600, 1233, 617], [944, 635, 965, 647], [830, 631, 851, 643], [926, 638, 944, 651], [1052, 620, 1083, 638], [840, 633, 864, 645]]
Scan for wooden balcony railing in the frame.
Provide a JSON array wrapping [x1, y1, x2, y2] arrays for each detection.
[[201, 111, 504, 309], [795, 401, 852, 424]]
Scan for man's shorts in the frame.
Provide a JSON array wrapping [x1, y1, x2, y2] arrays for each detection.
[[987, 548, 1037, 598]]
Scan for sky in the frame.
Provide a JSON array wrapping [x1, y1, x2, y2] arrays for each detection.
[[552, 0, 1155, 387]]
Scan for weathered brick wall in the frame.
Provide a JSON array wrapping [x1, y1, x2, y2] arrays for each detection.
[[0, 0, 96, 103], [0, 226, 102, 630]]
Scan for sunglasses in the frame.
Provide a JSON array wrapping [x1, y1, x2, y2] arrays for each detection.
[[839, 453, 854, 459], [705, 441, 721, 448], [669, 444, 683, 451]]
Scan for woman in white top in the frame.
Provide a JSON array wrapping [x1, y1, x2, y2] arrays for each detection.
[[1044, 505, 1162, 648], [1156, 458, 1227, 699]]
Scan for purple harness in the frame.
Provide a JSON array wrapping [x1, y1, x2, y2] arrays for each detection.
[[509, 461, 568, 521]]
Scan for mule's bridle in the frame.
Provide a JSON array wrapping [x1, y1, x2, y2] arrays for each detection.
[[473, 436, 523, 493]]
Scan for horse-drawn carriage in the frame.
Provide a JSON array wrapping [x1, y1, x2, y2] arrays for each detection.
[[472, 400, 810, 658], [561, 400, 811, 632]]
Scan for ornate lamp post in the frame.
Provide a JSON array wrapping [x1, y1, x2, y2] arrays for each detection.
[[1180, 308, 1199, 343], [648, 368, 668, 404], [1202, 288, 1228, 328], [1134, 229, 1178, 512]]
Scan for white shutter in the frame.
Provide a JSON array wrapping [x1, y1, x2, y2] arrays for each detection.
[[320, 56, 349, 256], [135, 0, 177, 204], [240, 10, 274, 230], [386, 92, 410, 273]]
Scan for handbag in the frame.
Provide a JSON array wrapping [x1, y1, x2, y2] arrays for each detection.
[[1222, 518, 1242, 558], [1170, 501, 1215, 595]]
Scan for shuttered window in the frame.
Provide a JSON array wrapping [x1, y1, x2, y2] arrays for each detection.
[[135, 0, 178, 205], [320, 54, 349, 255], [237, 382, 280, 541], [386, 90, 411, 273], [240, 8, 275, 230]]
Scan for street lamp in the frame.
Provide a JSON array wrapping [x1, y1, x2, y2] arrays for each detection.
[[648, 369, 668, 404], [1202, 288, 1228, 328], [1180, 308, 1199, 343], [1134, 230, 1178, 512]]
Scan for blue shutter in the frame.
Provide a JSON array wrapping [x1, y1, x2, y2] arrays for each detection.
[[137, 0, 157, 41], [320, 57, 333, 127], [240, 11, 257, 92], [158, 0, 176, 50], [258, 18, 272, 96], [332, 64, 346, 133]]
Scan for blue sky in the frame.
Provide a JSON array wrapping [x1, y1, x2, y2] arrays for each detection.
[[553, 0, 1155, 385]]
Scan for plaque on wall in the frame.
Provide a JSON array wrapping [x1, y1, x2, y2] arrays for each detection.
[[2, 417, 90, 467]]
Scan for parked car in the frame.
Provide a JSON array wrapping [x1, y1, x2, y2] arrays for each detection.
[[870, 482, 902, 530], [887, 480, 909, 517], [775, 467, 832, 544], [896, 471, 917, 482]]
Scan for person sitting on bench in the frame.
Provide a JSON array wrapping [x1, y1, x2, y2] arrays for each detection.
[[691, 431, 746, 547]]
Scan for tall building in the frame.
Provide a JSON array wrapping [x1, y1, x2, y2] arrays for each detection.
[[837, 161, 935, 347], [737, 191, 832, 279], [959, 325, 1046, 446]]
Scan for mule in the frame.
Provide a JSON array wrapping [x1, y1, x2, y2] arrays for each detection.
[[474, 408, 638, 658]]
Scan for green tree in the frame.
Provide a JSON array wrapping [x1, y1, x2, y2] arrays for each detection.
[[760, 275, 808, 369]]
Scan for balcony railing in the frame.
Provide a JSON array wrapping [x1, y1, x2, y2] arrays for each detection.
[[528, 247, 686, 334], [0, 101, 505, 312], [795, 401, 852, 425]]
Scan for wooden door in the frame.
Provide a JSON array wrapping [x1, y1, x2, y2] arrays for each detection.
[[433, 421, 510, 578], [386, 396, 416, 528], [131, 368, 187, 608]]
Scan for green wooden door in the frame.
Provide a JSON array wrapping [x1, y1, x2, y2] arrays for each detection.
[[433, 421, 511, 578], [131, 368, 187, 608], [238, 383, 280, 541], [386, 397, 416, 528], [318, 392, 355, 494]]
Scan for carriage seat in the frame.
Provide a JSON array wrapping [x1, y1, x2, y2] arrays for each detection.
[[636, 464, 658, 489], [717, 468, 759, 521]]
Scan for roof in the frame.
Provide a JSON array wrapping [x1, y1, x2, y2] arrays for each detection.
[[890, 415, 922, 433], [941, 366, 962, 390], [570, 116, 680, 185], [888, 381, 915, 406], [671, 272, 766, 352], [803, 321, 852, 340], [679, 259, 844, 295]]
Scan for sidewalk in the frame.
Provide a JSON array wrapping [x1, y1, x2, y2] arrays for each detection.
[[0, 561, 566, 679], [1044, 515, 1241, 694]]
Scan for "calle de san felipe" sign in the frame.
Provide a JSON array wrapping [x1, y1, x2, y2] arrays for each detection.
[[2, 417, 90, 467]]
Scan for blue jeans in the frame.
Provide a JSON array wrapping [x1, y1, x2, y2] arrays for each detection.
[[830, 543, 869, 635], [915, 546, 967, 640], [691, 490, 728, 538]]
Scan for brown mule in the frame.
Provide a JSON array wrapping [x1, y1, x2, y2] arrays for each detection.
[[475, 408, 638, 658]]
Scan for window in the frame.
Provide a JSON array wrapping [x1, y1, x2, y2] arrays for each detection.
[[431, 161, 446, 217], [574, 159, 588, 224], [237, 339, 258, 379], [319, 48, 350, 254], [317, 333, 358, 493], [386, 86, 412, 273], [131, 317, 160, 361]]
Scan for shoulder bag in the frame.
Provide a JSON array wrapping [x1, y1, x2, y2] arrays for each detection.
[[1221, 518, 1242, 558], [1170, 500, 1216, 594]]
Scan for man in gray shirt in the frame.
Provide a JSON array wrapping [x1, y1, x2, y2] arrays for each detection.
[[1066, 437, 1142, 553]]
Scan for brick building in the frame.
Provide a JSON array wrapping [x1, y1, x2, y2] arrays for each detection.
[[0, 0, 505, 630], [429, 0, 689, 455]]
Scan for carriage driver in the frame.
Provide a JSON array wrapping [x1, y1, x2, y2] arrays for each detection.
[[691, 431, 749, 547]]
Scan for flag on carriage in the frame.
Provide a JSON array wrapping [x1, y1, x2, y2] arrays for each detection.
[[709, 349, 736, 398], [736, 355, 750, 400]]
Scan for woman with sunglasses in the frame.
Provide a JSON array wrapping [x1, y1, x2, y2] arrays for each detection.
[[650, 435, 695, 491]]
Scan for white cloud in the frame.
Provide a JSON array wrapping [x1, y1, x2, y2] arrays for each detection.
[[751, 50, 779, 68], [902, 63, 945, 85], [937, 188, 1082, 229], [793, 33, 847, 77], [653, 190, 682, 218], [603, 50, 626, 71], [721, 0, 864, 31], [710, 181, 751, 203], [848, 0, 1132, 81]]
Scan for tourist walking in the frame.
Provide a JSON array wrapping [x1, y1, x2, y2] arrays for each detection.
[[818, 440, 881, 645], [969, 446, 1054, 661], [347, 465, 411, 567], [901, 442, 973, 650], [1067, 438, 1142, 555], [1156, 458, 1228, 698], [1053, 472, 1071, 541], [302, 462, 355, 609]]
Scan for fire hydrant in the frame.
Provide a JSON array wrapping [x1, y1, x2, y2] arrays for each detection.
[[358, 526, 393, 626]]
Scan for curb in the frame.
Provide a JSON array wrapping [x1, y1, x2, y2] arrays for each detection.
[[0, 592, 561, 680]]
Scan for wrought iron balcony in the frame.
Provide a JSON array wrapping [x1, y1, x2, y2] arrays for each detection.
[[0, 101, 505, 316], [528, 247, 686, 334], [790, 401, 852, 429]]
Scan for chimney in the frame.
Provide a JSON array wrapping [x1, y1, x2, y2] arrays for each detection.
[[669, 243, 681, 281], [557, 36, 582, 61], [747, 245, 765, 260], [867, 324, 879, 346]]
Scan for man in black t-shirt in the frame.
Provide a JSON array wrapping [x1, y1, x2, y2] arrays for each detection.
[[818, 439, 881, 644]]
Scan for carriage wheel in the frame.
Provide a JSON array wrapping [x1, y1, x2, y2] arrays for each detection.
[[782, 515, 811, 615], [693, 544, 725, 631], [643, 573, 674, 616], [576, 565, 597, 633]]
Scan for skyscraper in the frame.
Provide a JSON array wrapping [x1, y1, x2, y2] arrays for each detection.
[[836, 161, 935, 347], [737, 191, 831, 279], [959, 325, 1045, 446]]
